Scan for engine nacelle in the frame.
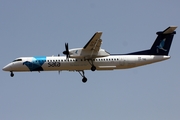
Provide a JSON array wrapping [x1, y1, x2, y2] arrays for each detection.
[[69, 48, 110, 59]]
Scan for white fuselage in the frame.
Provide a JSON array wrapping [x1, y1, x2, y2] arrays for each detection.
[[2, 26, 176, 83], [3, 55, 170, 72]]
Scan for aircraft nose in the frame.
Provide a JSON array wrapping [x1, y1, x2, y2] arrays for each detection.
[[2, 63, 13, 71]]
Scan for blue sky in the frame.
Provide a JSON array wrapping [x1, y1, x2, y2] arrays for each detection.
[[0, 0, 180, 120]]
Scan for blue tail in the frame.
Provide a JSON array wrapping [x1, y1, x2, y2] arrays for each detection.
[[149, 26, 177, 55], [127, 26, 177, 55]]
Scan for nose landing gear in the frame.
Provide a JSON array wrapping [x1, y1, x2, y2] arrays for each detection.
[[10, 71, 14, 77]]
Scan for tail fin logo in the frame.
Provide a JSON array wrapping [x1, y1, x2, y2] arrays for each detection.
[[156, 38, 167, 53]]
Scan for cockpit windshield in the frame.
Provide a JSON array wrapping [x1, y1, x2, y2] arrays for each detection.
[[12, 59, 22, 62]]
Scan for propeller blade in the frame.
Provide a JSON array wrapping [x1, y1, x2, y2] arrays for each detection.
[[63, 43, 70, 59], [65, 43, 68, 52]]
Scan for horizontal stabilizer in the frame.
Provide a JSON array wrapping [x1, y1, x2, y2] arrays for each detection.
[[157, 26, 177, 34]]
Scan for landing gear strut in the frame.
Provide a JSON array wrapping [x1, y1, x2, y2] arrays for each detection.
[[78, 70, 87, 83], [88, 59, 96, 71], [10, 71, 14, 77]]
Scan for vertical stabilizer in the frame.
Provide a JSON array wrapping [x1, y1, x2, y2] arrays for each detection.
[[149, 26, 177, 55]]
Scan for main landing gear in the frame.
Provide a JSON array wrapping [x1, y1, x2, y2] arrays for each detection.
[[77, 59, 96, 83], [88, 59, 96, 71], [78, 70, 87, 83], [10, 71, 14, 77], [91, 65, 96, 71]]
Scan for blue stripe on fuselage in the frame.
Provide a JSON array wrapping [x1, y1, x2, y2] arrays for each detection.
[[23, 56, 46, 71], [33, 56, 46, 66]]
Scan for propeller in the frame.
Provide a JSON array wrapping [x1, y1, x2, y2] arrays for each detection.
[[63, 43, 70, 59]]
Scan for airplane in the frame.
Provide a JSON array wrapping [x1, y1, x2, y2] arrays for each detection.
[[2, 26, 177, 83]]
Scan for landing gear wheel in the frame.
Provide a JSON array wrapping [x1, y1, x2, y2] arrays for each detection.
[[10, 72, 14, 77], [82, 77, 87, 83], [91, 65, 96, 71], [78, 70, 88, 83], [88, 59, 96, 71]]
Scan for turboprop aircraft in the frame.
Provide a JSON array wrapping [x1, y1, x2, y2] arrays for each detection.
[[2, 26, 177, 83]]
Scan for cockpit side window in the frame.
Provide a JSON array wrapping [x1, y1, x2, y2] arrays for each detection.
[[12, 59, 22, 62]]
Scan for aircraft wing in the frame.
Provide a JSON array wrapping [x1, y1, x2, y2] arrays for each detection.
[[83, 32, 102, 52], [68, 32, 109, 59]]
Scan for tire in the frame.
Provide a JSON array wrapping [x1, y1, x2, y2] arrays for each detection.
[[82, 77, 87, 83]]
